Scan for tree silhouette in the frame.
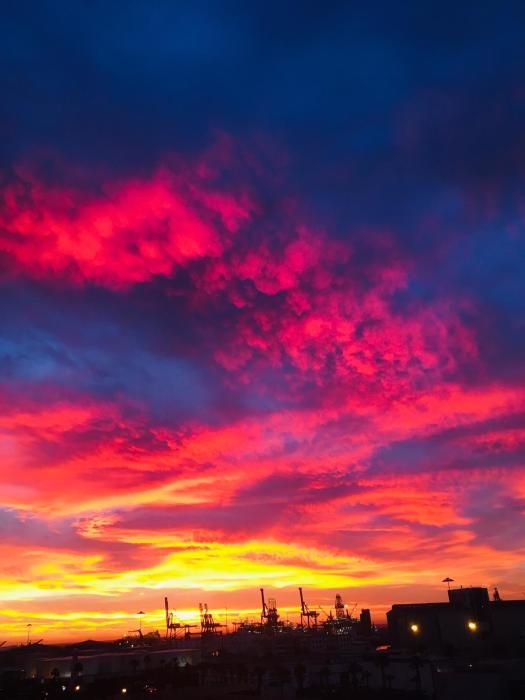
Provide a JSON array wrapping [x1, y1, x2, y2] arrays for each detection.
[[374, 653, 390, 690], [348, 660, 362, 690], [319, 665, 330, 688], [254, 664, 265, 694], [72, 661, 83, 678], [410, 655, 423, 692], [294, 663, 306, 691]]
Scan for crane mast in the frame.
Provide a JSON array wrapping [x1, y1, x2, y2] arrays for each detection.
[[298, 587, 319, 628]]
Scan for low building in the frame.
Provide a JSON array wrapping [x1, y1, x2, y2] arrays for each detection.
[[387, 587, 525, 655], [31, 646, 200, 679]]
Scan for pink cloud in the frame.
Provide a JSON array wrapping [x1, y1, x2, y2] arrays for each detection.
[[0, 160, 255, 289]]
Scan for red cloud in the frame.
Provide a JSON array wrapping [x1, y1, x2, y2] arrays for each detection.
[[205, 229, 478, 403], [1, 144, 524, 642], [1, 151, 479, 408], [0, 163, 255, 288]]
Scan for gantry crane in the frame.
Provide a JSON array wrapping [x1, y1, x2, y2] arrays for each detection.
[[164, 597, 197, 639], [165, 597, 182, 639], [334, 594, 357, 619], [199, 603, 223, 635], [335, 594, 346, 619], [260, 588, 280, 628], [298, 587, 319, 629]]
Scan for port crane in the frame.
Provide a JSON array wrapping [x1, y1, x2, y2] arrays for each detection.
[[260, 588, 280, 628], [164, 597, 197, 639], [299, 587, 319, 629], [199, 603, 223, 635]]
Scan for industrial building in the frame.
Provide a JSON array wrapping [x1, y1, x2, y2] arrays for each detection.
[[387, 586, 525, 655]]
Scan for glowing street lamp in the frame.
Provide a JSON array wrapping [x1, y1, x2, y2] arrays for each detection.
[[467, 620, 478, 632], [410, 623, 419, 634]]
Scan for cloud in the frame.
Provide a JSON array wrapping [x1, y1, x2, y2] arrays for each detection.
[[0, 159, 255, 288]]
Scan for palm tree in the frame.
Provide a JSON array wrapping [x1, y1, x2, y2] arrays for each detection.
[[348, 660, 362, 690], [72, 661, 83, 679], [294, 663, 306, 691], [254, 664, 265, 694], [410, 655, 423, 692], [319, 665, 329, 688], [275, 665, 291, 698], [374, 652, 390, 690]]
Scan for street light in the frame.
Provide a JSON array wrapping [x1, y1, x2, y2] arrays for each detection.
[[467, 621, 478, 632], [410, 623, 419, 633], [137, 610, 145, 633]]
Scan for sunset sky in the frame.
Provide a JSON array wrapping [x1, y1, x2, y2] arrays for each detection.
[[1, 1, 525, 643]]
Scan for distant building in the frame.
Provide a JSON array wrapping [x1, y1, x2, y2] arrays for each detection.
[[359, 608, 372, 636], [27, 647, 199, 679], [387, 587, 525, 655]]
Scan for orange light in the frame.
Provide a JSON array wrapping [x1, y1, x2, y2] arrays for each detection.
[[467, 621, 478, 632], [410, 623, 419, 633]]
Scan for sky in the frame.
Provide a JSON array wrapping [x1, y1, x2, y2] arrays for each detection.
[[1, 0, 525, 643]]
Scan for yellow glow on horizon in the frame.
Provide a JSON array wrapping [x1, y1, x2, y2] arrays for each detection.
[[0, 537, 398, 606]]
